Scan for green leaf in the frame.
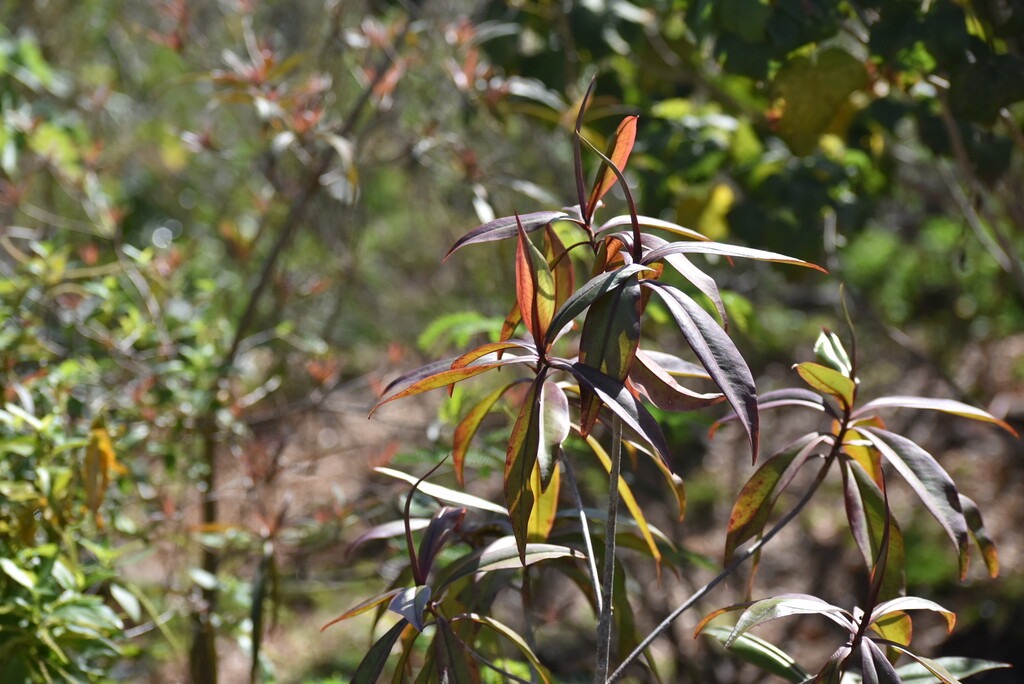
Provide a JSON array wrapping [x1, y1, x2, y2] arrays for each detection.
[[852, 397, 1018, 436], [701, 626, 810, 683], [109, 584, 142, 623], [893, 657, 1010, 682], [538, 381, 570, 486], [527, 461, 560, 543], [814, 329, 853, 377], [388, 586, 432, 633], [505, 375, 544, 561], [795, 362, 856, 410], [453, 613, 553, 684], [725, 594, 855, 646], [647, 283, 759, 461], [0, 558, 36, 590], [858, 428, 970, 579], [959, 494, 998, 578], [841, 459, 906, 605], [724, 433, 829, 560], [373, 468, 508, 515], [435, 536, 584, 590], [352, 619, 408, 684]]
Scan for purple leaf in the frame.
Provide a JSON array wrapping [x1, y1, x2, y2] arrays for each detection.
[[629, 349, 724, 412], [388, 585, 431, 632], [445, 211, 570, 260], [853, 396, 1018, 436], [416, 507, 466, 581]]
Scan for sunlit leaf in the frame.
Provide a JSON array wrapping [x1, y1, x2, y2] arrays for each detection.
[[893, 657, 1010, 682], [959, 494, 998, 578], [586, 115, 638, 221], [527, 462, 560, 543], [647, 282, 759, 461], [351, 619, 408, 684], [373, 467, 508, 515], [545, 264, 651, 348], [725, 594, 855, 646], [870, 596, 955, 633], [642, 241, 827, 272], [453, 380, 524, 486], [701, 626, 810, 682], [348, 519, 432, 557], [505, 376, 544, 561], [445, 211, 570, 260], [545, 224, 576, 315], [372, 355, 534, 414], [852, 397, 1018, 436], [539, 381, 570, 485], [452, 613, 553, 684], [857, 428, 969, 579], [516, 216, 556, 346], [388, 585, 432, 632], [584, 433, 662, 569], [794, 362, 856, 411], [814, 328, 853, 377], [435, 536, 584, 589], [595, 214, 710, 242], [724, 433, 829, 560], [321, 589, 404, 632], [629, 349, 725, 412]]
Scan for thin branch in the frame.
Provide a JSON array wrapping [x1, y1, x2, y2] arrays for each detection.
[[561, 449, 603, 612], [595, 415, 624, 683], [606, 456, 834, 683]]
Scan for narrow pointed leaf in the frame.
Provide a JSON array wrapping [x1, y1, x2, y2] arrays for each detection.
[[870, 596, 956, 633], [639, 349, 711, 378], [726, 595, 855, 646], [527, 461, 560, 543], [724, 434, 829, 560], [451, 340, 538, 369], [586, 115, 638, 221], [709, 389, 839, 439], [539, 382, 570, 485], [348, 519, 432, 557], [351, 619, 408, 684], [813, 644, 852, 684], [505, 376, 544, 561], [858, 428, 970, 579], [453, 613, 553, 684], [372, 358, 530, 413], [628, 232, 727, 324], [959, 494, 999, 578], [642, 241, 827, 272], [434, 615, 480, 683], [853, 397, 1018, 436], [560, 360, 671, 466], [795, 362, 856, 410], [893, 657, 1010, 682], [647, 282, 759, 460], [445, 211, 569, 259], [630, 349, 725, 411], [884, 644, 969, 684], [584, 433, 662, 568], [701, 626, 810, 682], [321, 589, 404, 632], [417, 507, 466, 581], [596, 214, 710, 241], [435, 536, 584, 589], [814, 329, 854, 377], [545, 264, 650, 348], [864, 638, 902, 684], [453, 380, 525, 486], [374, 467, 508, 515], [545, 224, 576, 313], [516, 216, 556, 345], [388, 586, 432, 632]]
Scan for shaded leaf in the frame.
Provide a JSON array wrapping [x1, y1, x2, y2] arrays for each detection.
[[863, 637, 902, 684], [527, 461, 560, 543], [858, 428, 969, 579], [374, 467, 507, 515], [505, 375, 544, 561], [452, 613, 553, 684], [348, 519, 431, 557], [545, 264, 651, 348], [894, 657, 1011, 682], [434, 614, 480, 683], [647, 282, 759, 461], [852, 397, 1018, 436], [453, 380, 524, 486], [841, 459, 906, 606], [539, 381, 570, 485], [445, 211, 570, 260], [959, 494, 999, 578], [629, 349, 725, 412], [417, 507, 466, 581], [701, 625, 810, 683], [372, 356, 533, 414], [351, 619, 408, 684]]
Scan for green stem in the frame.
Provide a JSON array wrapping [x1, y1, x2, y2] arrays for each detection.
[[594, 415, 623, 683]]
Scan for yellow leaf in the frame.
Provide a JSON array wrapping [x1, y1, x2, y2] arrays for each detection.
[[83, 419, 122, 526]]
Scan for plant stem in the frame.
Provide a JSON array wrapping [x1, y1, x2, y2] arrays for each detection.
[[606, 456, 834, 683], [595, 415, 624, 683], [561, 451, 603, 613]]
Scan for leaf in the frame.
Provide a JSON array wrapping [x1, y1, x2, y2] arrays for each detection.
[[641, 240, 827, 273], [893, 657, 1010, 682], [452, 613, 553, 684], [373, 467, 508, 515], [417, 507, 466, 581], [858, 428, 970, 579], [435, 536, 584, 589], [559, 360, 671, 467], [595, 214, 710, 242], [852, 397, 1018, 436], [453, 380, 524, 486], [545, 224, 576, 315], [388, 586, 432, 632], [321, 589, 403, 632], [544, 264, 651, 348], [870, 596, 956, 634], [445, 210, 570, 260], [527, 461, 560, 543], [83, 418, 124, 527], [349, 519, 432, 557], [725, 594, 856, 646], [0, 557, 36, 590], [371, 355, 533, 414], [724, 434, 829, 560], [578, 272, 642, 432], [505, 375, 544, 561], [863, 637, 902, 684], [814, 329, 854, 377], [433, 614, 480, 683], [539, 381, 570, 486], [109, 584, 142, 623], [959, 494, 998, 578], [629, 349, 725, 412], [516, 216, 556, 346], [795, 362, 856, 411], [584, 433, 662, 569], [701, 626, 810, 683], [351, 619, 408, 684], [585, 115, 638, 221], [647, 282, 759, 461]]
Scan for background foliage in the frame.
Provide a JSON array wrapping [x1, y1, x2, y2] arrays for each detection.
[[1, 0, 1022, 682]]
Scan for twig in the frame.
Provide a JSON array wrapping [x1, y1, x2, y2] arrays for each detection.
[[595, 415, 624, 683], [606, 456, 834, 683]]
